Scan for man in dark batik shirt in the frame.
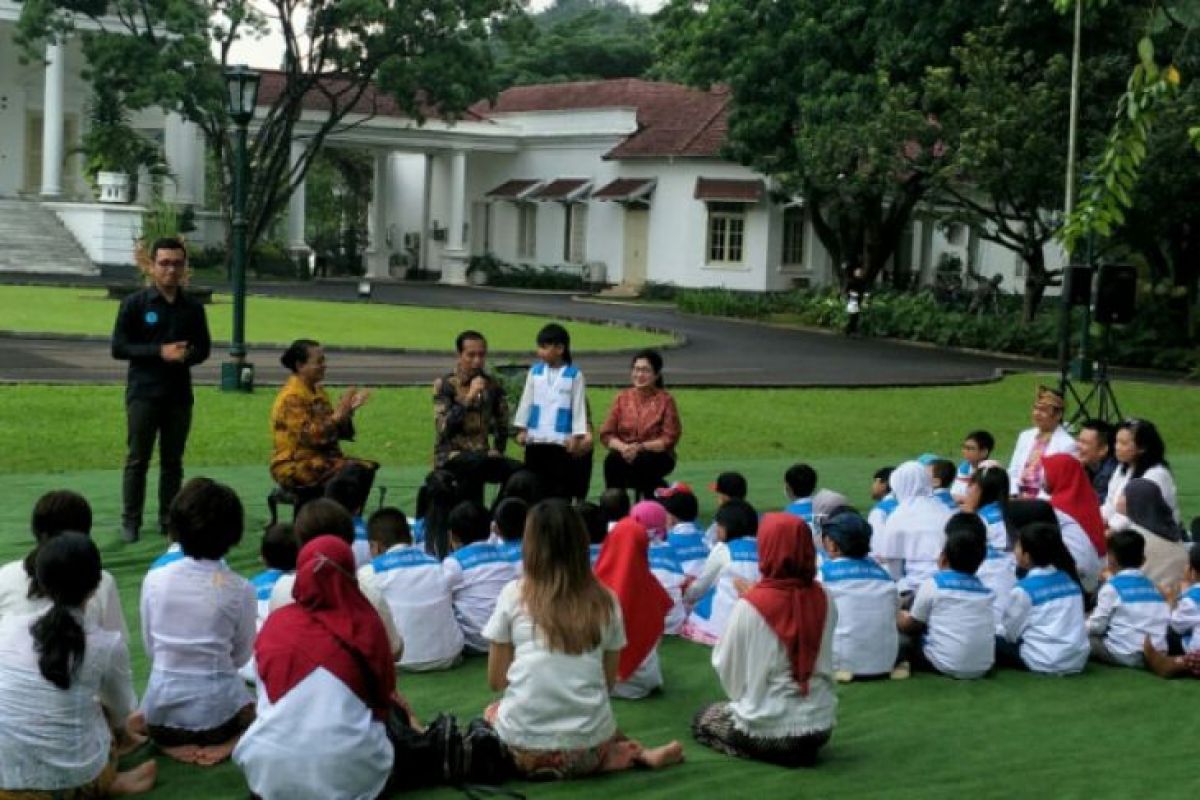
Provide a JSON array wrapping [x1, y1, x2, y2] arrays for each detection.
[[433, 331, 521, 504]]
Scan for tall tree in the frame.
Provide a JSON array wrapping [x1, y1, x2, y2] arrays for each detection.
[[655, 0, 989, 286], [17, 0, 522, 262]]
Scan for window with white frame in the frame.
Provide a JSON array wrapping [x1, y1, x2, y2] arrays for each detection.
[[517, 203, 537, 260], [706, 202, 746, 265], [782, 206, 805, 267], [564, 203, 587, 263]]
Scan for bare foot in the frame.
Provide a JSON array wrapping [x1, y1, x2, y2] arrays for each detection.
[[191, 736, 240, 766], [637, 740, 685, 769], [115, 728, 148, 757], [126, 711, 148, 736], [159, 744, 202, 764], [110, 760, 157, 796], [1143, 636, 1185, 678]]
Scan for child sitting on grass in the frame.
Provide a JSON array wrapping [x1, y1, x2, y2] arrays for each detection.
[[443, 500, 521, 654], [683, 499, 760, 645], [1087, 530, 1169, 668], [783, 463, 818, 523], [1145, 542, 1200, 678], [240, 523, 297, 683], [953, 430, 995, 499], [818, 511, 901, 682], [491, 497, 528, 572], [896, 522, 995, 679], [140, 478, 256, 766], [997, 522, 1089, 675], [657, 483, 709, 579], [357, 506, 462, 671]]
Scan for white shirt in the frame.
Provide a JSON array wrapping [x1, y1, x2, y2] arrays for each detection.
[[683, 538, 760, 644], [140, 556, 256, 731], [271, 570, 404, 660], [1055, 510, 1104, 594], [234, 667, 392, 800], [713, 594, 838, 738], [819, 557, 899, 676], [1087, 568, 1170, 657], [1007, 426, 1078, 496], [611, 648, 663, 700], [975, 548, 1017, 631], [1001, 567, 1089, 674], [0, 560, 129, 646], [483, 579, 626, 751], [0, 612, 135, 791], [648, 540, 689, 635], [1169, 583, 1200, 651], [512, 363, 588, 445], [1102, 463, 1181, 529], [358, 544, 462, 670], [909, 571, 995, 679], [867, 495, 898, 540], [443, 541, 521, 653]]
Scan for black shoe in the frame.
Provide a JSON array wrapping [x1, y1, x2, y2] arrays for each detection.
[[121, 526, 140, 544]]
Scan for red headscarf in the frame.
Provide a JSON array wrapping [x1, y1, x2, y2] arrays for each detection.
[[743, 513, 828, 695], [255, 535, 395, 720], [1042, 453, 1107, 556], [593, 518, 673, 681]]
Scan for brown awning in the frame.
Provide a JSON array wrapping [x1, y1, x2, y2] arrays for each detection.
[[592, 178, 657, 202], [485, 179, 541, 200], [693, 177, 764, 203], [528, 178, 592, 202]]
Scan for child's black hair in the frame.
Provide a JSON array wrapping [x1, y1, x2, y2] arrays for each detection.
[[323, 462, 375, 517], [943, 519, 986, 574], [420, 469, 461, 560], [659, 491, 698, 523], [25, 490, 94, 600], [31, 532, 101, 690], [1190, 541, 1200, 574], [873, 466, 894, 486], [493, 469, 544, 513], [493, 497, 529, 543], [715, 499, 758, 541], [449, 500, 491, 547], [170, 477, 244, 560], [261, 522, 298, 571], [368, 507, 411, 549], [598, 488, 631, 525], [294, 497, 355, 546], [1107, 529, 1146, 570], [972, 465, 1010, 509], [577, 501, 607, 545], [945, 512, 987, 544], [784, 463, 817, 499], [536, 323, 572, 365], [965, 430, 995, 455], [1017, 522, 1081, 586], [930, 459, 956, 490]]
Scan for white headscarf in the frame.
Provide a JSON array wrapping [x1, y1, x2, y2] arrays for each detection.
[[875, 461, 953, 562]]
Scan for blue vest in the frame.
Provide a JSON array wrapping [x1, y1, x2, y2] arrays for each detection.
[[933, 570, 990, 594], [933, 489, 958, 511], [149, 546, 184, 571], [979, 503, 1004, 526], [785, 498, 814, 523], [449, 542, 510, 571], [354, 516, 368, 542], [1110, 573, 1165, 604], [649, 543, 683, 575], [872, 496, 898, 520], [250, 568, 285, 602], [589, 543, 602, 567], [373, 547, 439, 573], [821, 557, 893, 583], [729, 537, 758, 564], [527, 363, 580, 435], [1017, 570, 1081, 606]]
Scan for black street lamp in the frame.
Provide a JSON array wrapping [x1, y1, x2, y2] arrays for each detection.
[[221, 64, 261, 392]]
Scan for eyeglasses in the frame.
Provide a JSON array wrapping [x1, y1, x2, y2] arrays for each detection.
[[154, 261, 187, 270]]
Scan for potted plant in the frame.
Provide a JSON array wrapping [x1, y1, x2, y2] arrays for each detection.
[[76, 85, 169, 203]]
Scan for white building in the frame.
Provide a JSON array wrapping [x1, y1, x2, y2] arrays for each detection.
[[0, 3, 1064, 289]]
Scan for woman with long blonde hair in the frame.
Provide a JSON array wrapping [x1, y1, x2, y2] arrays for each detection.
[[482, 499, 683, 780]]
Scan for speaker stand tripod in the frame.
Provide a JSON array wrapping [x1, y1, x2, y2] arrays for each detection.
[[1065, 323, 1123, 428]]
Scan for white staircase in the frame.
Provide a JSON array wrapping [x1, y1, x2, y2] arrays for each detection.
[[0, 198, 98, 275]]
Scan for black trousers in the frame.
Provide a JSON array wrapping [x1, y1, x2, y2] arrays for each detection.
[[444, 451, 523, 506], [122, 397, 193, 532], [603, 450, 675, 500], [524, 443, 576, 500]]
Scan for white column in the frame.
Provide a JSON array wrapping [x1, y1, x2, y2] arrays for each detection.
[[40, 41, 66, 199], [440, 149, 468, 284], [364, 149, 391, 277], [286, 140, 307, 252]]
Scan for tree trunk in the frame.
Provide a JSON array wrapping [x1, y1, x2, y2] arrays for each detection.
[[1021, 245, 1048, 323]]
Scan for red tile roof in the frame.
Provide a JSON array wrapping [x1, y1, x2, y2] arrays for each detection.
[[485, 179, 542, 199], [257, 70, 489, 122], [694, 178, 764, 203], [528, 178, 591, 201], [470, 79, 730, 159], [592, 178, 657, 201]]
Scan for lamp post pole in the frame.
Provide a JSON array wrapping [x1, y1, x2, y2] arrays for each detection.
[[221, 65, 260, 392]]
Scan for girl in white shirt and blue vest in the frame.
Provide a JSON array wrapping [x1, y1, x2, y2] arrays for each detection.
[[514, 324, 590, 499]]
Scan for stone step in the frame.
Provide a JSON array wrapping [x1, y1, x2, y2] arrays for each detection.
[[0, 199, 98, 275]]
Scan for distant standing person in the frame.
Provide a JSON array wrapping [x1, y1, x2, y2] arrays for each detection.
[[111, 237, 211, 543], [844, 266, 869, 337]]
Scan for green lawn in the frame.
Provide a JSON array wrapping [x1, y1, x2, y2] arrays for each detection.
[[0, 285, 673, 352], [0, 375, 1197, 798]]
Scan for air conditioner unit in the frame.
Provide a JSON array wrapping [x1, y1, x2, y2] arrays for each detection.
[[582, 261, 608, 286]]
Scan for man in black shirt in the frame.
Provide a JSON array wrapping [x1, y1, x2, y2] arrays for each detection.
[[111, 238, 211, 542]]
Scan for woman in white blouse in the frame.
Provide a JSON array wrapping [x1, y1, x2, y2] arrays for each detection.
[[0, 533, 156, 796], [1103, 418, 1181, 529], [693, 513, 837, 767], [483, 499, 684, 780]]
